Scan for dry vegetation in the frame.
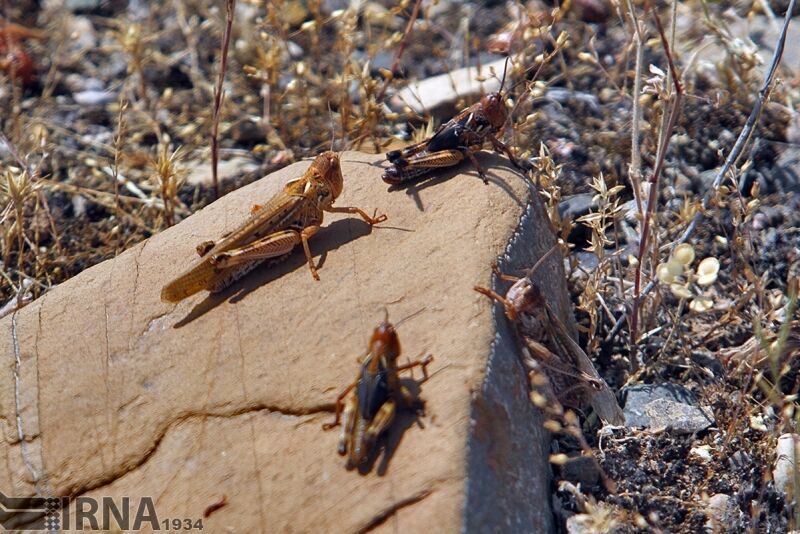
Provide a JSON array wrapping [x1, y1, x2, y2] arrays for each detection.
[[1, 0, 799, 531]]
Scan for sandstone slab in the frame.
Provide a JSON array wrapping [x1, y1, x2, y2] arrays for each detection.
[[0, 151, 574, 532]]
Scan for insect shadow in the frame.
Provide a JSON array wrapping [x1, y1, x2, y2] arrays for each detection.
[[173, 218, 374, 327], [382, 152, 527, 212], [353, 375, 429, 477]]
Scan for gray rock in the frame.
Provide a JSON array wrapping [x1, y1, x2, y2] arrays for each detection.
[[623, 384, 714, 433], [643, 398, 715, 434], [621, 383, 698, 427]]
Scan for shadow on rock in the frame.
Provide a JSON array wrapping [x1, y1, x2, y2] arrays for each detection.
[[173, 217, 373, 327]]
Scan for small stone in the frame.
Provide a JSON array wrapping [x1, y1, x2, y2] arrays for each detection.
[[65, 16, 97, 52], [774, 433, 800, 495], [621, 384, 698, 428], [643, 398, 715, 434], [704, 493, 741, 533], [71, 195, 87, 218], [286, 41, 304, 60], [73, 90, 116, 106], [690, 445, 712, 463]]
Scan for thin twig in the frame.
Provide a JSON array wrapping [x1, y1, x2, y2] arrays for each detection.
[[607, 0, 797, 343], [625, 0, 645, 215], [375, 0, 423, 103], [628, 2, 684, 360], [210, 0, 236, 200]]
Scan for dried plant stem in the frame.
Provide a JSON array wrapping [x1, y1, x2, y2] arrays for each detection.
[[375, 0, 423, 103], [211, 0, 236, 200], [625, 0, 644, 215], [608, 0, 796, 344], [628, 2, 684, 361]]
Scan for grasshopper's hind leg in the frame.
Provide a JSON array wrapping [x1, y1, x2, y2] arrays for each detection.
[[211, 226, 322, 281], [364, 399, 396, 447], [338, 394, 358, 456]]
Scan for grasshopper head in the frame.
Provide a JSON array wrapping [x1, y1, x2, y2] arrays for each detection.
[[368, 321, 401, 363], [505, 277, 544, 320], [481, 92, 508, 129], [313, 151, 344, 199]]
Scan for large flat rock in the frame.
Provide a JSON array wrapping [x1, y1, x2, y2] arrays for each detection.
[[0, 151, 571, 532]]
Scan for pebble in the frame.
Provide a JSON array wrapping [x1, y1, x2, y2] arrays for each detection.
[[65, 16, 97, 52], [643, 399, 715, 434], [704, 493, 741, 533], [622, 384, 714, 433], [621, 383, 697, 427], [73, 90, 117, 106], [773, 433, 799, 494], [286, 41, 304, 60]]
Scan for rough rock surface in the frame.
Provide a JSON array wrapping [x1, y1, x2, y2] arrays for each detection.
[[0, 151, 573, 532]]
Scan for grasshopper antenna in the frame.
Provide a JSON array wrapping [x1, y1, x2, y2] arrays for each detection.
[[499, 55, 510, 94], [501, 49, 559, 134], [395, 307, 426, 327], [327, 102, 337, 152], [524, 243, 562, 279]]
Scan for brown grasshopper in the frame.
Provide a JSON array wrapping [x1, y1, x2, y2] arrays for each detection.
[[474, 254, 624, 426], [382, 58, 535, 185], [322, 317, 433, 468], [161, 151, 386, 303]]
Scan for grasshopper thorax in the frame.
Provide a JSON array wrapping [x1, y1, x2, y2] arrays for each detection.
[[480, 92, 508, 130], [312, 150, 344, 200]]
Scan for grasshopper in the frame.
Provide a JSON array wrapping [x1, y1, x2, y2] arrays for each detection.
[[382, 58, 532, 185], [160, 151, 386, 303], [322, 317, 433, 468], [474, 255, 624, 425]]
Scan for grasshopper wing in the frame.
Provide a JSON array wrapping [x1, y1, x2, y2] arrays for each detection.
[[160, 190, 307, 303]]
